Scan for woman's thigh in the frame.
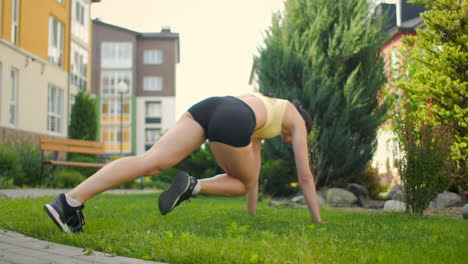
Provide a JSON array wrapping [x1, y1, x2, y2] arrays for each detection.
[[140, 113, 206, 173], [209, 142, 257, 186]]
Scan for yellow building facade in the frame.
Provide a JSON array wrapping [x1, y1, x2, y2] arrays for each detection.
[[0, 0, 96, 141]]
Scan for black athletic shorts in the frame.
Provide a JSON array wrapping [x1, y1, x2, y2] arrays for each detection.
[[188, 96, 256, 147]]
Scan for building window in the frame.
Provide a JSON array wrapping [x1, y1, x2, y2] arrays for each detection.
[[47, 85, 63, 133], [390, 47, 399, 79], [48, 16, 64, 67], [101, 126, 130, 153], [101, 71, 131, 97], [144, 50, 163, 64], [145, 129, 161, 150], [11, 0, 19, 45], [75, 1, 85, 25], [143, 77, 163, 91], [102, 99, 130, 118], [57, 0, 65, 5], [71, 43, 88, 90], [9, 68, 18, 125], [145, 101, 161, 124], [101, 42, 132, 69]]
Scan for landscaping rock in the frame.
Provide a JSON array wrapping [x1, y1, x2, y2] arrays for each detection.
[[383, 200, 406, 212], [291, 194, 303, 203], [326, 188, 358, 206], [429, 191, 462, 209], [462, 204, 468, 219], [392, 190, 405, 202], [347, 183, 368, 199], [387, 185, 405, 201], [291, 194, 325, 206]]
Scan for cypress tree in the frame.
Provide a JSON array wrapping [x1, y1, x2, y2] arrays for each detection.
[[68, 91, 98, 141], [255, 0, 391, 186]]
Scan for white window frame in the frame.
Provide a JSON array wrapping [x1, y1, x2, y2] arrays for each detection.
[[143, 49, 163, 64], [145, 101, 162, 118], [75, 1, 85, 25], [48, 16, 64, 67], [101, 42, 133, 69], [47, 84, 63, 133], [101, 126, 131, 153], [71, 43, 88, 90], [101, 71, 132, 97], [9, 68, 19, 126], [11, 0, 19, 45], [145, 128, 161, 150], [143, 76, 163, 91], [101, 98, 130, 118]]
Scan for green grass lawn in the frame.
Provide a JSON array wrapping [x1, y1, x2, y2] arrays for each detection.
[[0, 194, 466, 264]]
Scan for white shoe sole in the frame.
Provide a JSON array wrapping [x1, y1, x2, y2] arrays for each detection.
[[44, 204, 71, 233]]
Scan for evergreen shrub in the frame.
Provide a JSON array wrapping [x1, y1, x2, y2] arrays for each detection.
[[54, 170, 86, 188], [17, 144, 44, 187], [0, 144, 24, 188], [394, 104, 454, 215]]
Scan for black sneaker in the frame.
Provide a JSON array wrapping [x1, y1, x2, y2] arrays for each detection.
[[158, 172, 198, 215], [44, 193, 85, 233]]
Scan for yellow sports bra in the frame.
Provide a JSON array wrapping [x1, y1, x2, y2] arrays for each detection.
[[251, 92, 288, 138]]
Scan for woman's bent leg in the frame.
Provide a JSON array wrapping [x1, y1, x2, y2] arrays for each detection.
[[67, 113, 206, 203], [198, 142, 258, 196]]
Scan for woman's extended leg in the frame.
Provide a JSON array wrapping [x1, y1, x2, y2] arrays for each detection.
[[67, 113, 206, 203]]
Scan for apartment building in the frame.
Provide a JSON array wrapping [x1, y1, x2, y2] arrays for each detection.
[[0, 0, 98, 144], [91, 19, 179, 156]]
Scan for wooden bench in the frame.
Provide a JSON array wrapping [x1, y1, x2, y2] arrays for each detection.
[[40, 136, 106, 185]]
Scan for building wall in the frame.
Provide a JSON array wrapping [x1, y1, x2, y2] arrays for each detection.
[[92, 21, 136, 154], [136, 38, 177, 97], [135, 96, 175, 155], [0, 42, 69, 136], [92, 20, 179, 155], [91, 21, 137, 96], [20, 0, 71, 71], [372, 31, 416, 183], [0, 0, 96, 146]]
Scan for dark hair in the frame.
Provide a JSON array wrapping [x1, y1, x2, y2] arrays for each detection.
[[292, 99, 312, 135]]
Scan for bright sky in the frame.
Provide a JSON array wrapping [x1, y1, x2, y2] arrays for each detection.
[[91, 0, 285, 118]]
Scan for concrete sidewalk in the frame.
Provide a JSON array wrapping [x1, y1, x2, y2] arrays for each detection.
[[0, 230, 166, 264]]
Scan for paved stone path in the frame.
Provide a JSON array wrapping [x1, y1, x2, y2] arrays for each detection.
[[0, 230, 165, 264], [0, 189, 166, 264]]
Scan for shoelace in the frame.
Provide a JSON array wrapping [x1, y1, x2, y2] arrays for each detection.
[[76, 209, 85, 226]]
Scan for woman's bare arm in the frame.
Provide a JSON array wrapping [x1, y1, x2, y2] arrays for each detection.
[[286, 105, 323, 222]]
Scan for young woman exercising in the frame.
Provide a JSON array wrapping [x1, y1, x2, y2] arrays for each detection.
[[44, 92, 323, 233]]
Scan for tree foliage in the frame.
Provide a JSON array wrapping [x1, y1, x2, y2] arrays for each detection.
[[255, 0, 391, 186], [68, 91, 98, 141], [396, 0, 467, 188]]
